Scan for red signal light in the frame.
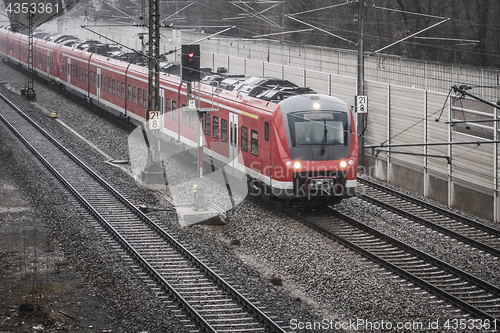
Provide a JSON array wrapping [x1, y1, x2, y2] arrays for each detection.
[[181, 44, 200, 82]]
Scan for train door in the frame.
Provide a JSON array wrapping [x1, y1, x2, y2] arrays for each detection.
[[228, 112, 239, 173], [46, 50, 50, 78], [160, 89, 165, 119], [96, 68, 101, 104], [160, 88, 164, 128], [67, 58, 71, 87]]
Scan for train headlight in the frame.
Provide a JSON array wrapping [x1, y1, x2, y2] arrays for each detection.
[[293, 161, 302, 169], [348, 159, 354, 165], [286, 161, 292, 167], [313, 102, 321, 110], [340, 160, 347, 168]]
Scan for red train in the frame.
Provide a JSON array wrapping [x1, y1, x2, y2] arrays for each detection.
[[0, 28, 358, 204]]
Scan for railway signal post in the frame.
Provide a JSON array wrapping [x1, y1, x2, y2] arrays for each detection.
[[181, 45, 205, 210], [178, 46, 225, 225]]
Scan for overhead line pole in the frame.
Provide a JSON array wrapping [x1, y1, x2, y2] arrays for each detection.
[[357, 0, 365, 168], [141, 0, 163, 185]]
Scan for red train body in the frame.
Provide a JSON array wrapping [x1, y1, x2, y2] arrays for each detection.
[[0, 28, 358, 204]]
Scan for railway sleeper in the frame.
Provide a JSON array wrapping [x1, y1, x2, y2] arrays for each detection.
[[409, 269, 447, 276], [395, 265, 433, 272], [360, 241, 394, 248], [423, 276, 461, 284], [460, 294, 499, 301], [210, 322, 265, 329], [195, 307, 244, 313], [448, 287, 489, 295]]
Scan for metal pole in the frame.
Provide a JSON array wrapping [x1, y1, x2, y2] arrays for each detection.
[[148, 0, 160, 162], [21, 12, 36, 101], [140, 0, 164, 185], [357, 0, 365, 168]]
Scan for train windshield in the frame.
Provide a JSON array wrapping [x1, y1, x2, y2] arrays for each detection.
[[288, 111, 348, 147]]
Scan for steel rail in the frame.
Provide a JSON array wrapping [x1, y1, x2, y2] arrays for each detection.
[[358, 177, 500, 238], [357, 177, 500, 257], [286, 208, 500, 322]]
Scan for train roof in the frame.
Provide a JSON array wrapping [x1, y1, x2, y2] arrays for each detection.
[[277, 94, 349, 115]]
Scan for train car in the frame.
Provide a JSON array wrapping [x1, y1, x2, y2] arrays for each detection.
[[0, 27, 357, 204], [33, 38, 59, 81], [88, 54, 131, 119]]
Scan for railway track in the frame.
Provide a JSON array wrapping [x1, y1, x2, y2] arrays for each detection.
[[0, 93, 287, 333], [357, 177, 500, 258], [289, 207, 500, 325]]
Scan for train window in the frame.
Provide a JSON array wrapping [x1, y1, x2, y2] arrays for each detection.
[[143, 90, 147, 108], [127, 85, 131, 101], [241, 126, 248, 152], [137, 88, 141, 105], [213, 116, 219, 139], [172, 101, 177, 120], [165, 98, 171, 118], [121, 83, 124, 98], [221, 119, 228, 142], [116, 80, 120, 96], [113, 80, 116, 95], [108, 78, 111, 93], [288, 111, 348, 147], [205, 114, 211, 135], [104, 76, 107, 91], [181, 105, 187, 124], [85, 70, 88, 83], [251, 130, 258, 156], [265, 122, 269, 141], [132, 86, 136, 103]]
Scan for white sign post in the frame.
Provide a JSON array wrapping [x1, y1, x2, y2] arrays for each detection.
[[148, 111, 161, 130], [356, 95, 368, 113]]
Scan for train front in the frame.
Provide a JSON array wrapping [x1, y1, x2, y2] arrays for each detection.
[[271, 94, 358, 204]]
